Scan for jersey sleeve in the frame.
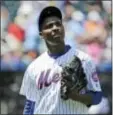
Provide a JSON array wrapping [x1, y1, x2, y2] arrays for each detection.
[[19, 68, 31, 96], [19, 67, 37, 101], [83, 58, 102, 92]]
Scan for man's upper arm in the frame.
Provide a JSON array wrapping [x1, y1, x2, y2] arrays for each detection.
[[83, 59, 102, 92], [19, 65, 38, 102], [82, 58, 103, 105], [19, 68, 31, 96], [20, 66, 37, 114]]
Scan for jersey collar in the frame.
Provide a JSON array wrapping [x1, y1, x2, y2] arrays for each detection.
[[48, 45, 71, 59]]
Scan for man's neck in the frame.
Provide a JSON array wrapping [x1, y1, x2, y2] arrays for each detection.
[[47, 43, 65, 55], [47, 44, 71, 59]]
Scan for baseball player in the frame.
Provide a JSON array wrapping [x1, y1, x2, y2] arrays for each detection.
[[19, 6, 103, 114]]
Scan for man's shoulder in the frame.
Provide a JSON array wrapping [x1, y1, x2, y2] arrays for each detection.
[[66, 46, 92, 61], [74, 48, 92, 61], [75, 49, 96, 68], [26, 52, 48, 72], [72, 48, 91, 58]]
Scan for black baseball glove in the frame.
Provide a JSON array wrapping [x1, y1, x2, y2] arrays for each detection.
[[60, 56, 87, 100]]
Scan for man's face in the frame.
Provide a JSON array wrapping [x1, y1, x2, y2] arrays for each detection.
[[40, 16, 65, 46]]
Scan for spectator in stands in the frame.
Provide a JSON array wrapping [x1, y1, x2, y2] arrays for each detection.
[[97, 29, 112, 73], [63, 2, 78, 48], [1, 6, 10, 55], [77, 10, 107, 66]]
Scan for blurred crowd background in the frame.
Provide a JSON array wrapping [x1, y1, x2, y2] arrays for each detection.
[[0, 0, 112, 114]]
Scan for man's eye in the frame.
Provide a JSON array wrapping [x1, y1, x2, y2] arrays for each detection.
[[45, 24, 53, 29], [48, 24, 53, 28], [44, 21, 61, 29], [56, 22, 61, 26]]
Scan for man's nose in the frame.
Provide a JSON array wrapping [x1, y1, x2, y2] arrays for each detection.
[[51, 25, 60, 36], [52, 24, 59, 31]]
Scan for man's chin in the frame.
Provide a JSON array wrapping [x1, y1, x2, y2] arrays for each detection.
[[47, 42, 61, 46]]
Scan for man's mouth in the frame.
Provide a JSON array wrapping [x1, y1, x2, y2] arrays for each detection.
[[47, 36, 63, 45], [53, 34, 61, 39], [53, 36, 60, 39]]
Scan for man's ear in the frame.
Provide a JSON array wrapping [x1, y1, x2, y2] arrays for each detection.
[[39, 32, 44, 39], [39, 32, 42, 36]]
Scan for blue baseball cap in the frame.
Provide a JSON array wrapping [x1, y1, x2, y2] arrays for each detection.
[[38, 6, 62, 32]]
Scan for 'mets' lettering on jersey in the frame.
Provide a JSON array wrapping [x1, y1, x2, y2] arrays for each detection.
[[37, 69, 61, 89]]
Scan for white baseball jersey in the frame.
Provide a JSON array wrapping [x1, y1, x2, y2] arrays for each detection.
[[20, 45, 102, 114]]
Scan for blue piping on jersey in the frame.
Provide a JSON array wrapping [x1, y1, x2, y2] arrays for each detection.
[[48, 45, 71, 59], [23, 99, 35, 114], [86, 91, 103, 107]]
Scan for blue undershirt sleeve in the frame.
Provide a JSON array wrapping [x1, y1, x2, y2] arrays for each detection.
[[86, 91, 103, 107], [23, 99, 35, 114]]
